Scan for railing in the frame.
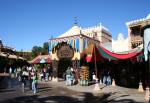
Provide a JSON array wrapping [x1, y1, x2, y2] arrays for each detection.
[[131, 35, 143, 42]]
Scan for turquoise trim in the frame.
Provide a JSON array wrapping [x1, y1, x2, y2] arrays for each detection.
[[76, 38, 79, 51]]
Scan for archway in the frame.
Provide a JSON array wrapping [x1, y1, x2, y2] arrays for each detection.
[[56, 42, 74, 79], [58, 59, 72, 78]]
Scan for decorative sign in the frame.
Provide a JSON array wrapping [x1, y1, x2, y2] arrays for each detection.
[[57, 45, 74, 59], [40, 58, 46, 63]]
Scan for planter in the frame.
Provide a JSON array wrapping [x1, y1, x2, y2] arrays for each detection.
[[80, 80, 89, 86]]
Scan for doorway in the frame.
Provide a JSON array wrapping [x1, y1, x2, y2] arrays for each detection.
[[58, 59, 72, 78]]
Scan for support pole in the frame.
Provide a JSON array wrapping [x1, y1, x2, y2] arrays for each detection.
[[94, 44, 98, 79], [145, 87, 150, 101], [94, 78, 100, 91], [93, 38, 100, 91]]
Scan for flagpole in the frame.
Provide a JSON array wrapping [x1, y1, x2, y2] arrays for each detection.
[[93, 33, 97, 79], [93, 33, 100, 91]]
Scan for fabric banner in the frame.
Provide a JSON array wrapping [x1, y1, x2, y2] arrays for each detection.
[[85, 44, 142, 62], [70, 39, 73, 47], [48, 42, 51, 54], [98, 45, 141, 60], [76, 38, 79, 52]]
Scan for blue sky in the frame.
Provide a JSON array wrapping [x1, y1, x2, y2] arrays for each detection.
[[0, 0, 150, 51]]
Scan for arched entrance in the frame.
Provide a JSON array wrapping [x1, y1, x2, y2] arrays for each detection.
[[56, 42, 74, 79], [58, 59, 72, 78]]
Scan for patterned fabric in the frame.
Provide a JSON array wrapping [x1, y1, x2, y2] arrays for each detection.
[[98, 45, 141, 60], [85, 45, 142, 62]]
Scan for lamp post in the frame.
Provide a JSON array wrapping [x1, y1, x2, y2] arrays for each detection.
[[94, 42, 98, 79], [93, 32, 98, 79]]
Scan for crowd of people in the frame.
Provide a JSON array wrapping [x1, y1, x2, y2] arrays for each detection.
[[39, 66, 53, 82], [101, 70, 112, 85], [64, 66, 113, 86], [8, 65, 53, 94], [7, 64, 113, 94]]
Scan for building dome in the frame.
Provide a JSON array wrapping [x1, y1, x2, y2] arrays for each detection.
[[58, 25, 81, 38]]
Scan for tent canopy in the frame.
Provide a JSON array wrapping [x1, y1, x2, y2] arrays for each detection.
[[84, 44, 143, 62], [30, 55, 52, 64]]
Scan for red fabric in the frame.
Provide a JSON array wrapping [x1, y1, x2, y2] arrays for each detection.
[[32, 58, 40, 64], [100, 45, 141, 59], [86, 46, 106, 62], [32, 58, 51, 64], [84, 45, 142, 62], [45, 58, 52, 64], [86, 56, 92, 62], [31, 55, 52, 64]]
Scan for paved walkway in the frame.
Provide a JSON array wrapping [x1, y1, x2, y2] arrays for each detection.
[[0, 77, 148, 103], [47, 79, 147, 103]]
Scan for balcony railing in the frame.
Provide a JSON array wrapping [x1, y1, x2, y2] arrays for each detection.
[[131, 35, 143, 42]]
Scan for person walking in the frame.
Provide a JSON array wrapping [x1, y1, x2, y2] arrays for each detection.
[[45, 71, 49, 82], [66, 67, 72, 86], [29, 68, 34, 90], [106, 70, 112, 85], [21, 67, 28, 92], [21, 74, 26, 93], [49, 66, 53, 81], [43, 67, 46, 82], [32, 73, 38, 94], [17, 67, 22, 82], [9, 67, 12, 75], [40, 70, 43, 81]]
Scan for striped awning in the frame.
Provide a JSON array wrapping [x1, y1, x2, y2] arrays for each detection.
[[85, 44, 143, 62], [30, 55, 52, 64]]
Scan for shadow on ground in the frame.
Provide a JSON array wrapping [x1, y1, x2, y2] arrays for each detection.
[[38, 86, 52, 92], [0, 92, 143, 103], [0, 89, 15, 93]]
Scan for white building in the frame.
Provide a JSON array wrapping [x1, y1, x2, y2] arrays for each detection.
[[49, 24, 112, 81], [58, 23, 112, 44], [112, 33, 129, 53]]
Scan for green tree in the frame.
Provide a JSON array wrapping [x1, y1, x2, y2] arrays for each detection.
[[42, 42, 49, 55], [31, 42, 49, 59], [32, 46, 42, 58]]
